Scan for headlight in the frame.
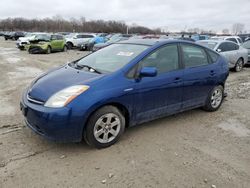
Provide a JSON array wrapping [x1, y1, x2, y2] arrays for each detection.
[[44, 85, 89, 108]]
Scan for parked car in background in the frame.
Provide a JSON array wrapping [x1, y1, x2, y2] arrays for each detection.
[[16, 32, 45, 50], [238, 34, 250, 42], [198, 40, 248, 71], [191, 34, 210, 41], [178, 37, 195, 42], [56, 32, 71, 36], [28, 34, 67, 54], [4, 31, 25, 40], [210, 36, 243, 46], [242, 40, 250, 64], [92, 34, 131, 51], [80, 34, 106, 51], [20, 39, 229, 148], [65, 33, 96, 49]]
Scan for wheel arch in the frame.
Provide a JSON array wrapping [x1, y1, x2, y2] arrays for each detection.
[[82, 102, 131, 138]]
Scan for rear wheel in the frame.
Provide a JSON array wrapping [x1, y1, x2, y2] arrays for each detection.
[[66, 42, 73, 49], [203, 85, 224, 112], [234, 58, 244, 72], [84, 106, 125, 148]]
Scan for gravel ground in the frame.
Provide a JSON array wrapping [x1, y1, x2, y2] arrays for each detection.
[[0, 38, 250, 188]]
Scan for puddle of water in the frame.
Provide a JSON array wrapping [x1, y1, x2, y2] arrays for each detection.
[[218, 119, 250, 137]]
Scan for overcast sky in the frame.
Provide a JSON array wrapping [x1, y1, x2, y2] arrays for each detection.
[[1, 0, 250, 32]]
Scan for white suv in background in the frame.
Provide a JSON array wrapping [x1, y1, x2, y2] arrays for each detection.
[[65, 33, 96, 49], [210, 36, 243, 45]]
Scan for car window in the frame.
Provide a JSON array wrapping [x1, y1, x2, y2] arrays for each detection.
[[218, 42, 236, 52], [233, 43, 239, 50], [56, 35, 64, 40], [181, 44, 209, 68], [197, 41, 217, 50], [141, 44, 179, 74], [226, 38, 238, 44], [237, 38, 243, 44], [51, 35, 57, 40], [77, 44, 148, 73], [243, 41, 250, 49], [207, 50, 219, 63], [227, 42, 238, 51], [77, 35, 94, 38]]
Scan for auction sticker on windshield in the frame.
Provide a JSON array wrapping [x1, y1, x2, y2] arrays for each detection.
[[117, 51, 134, 56]]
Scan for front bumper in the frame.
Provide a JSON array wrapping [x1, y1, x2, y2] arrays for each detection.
[[20, 90, 85, 142], [28, 46, 47, 54]]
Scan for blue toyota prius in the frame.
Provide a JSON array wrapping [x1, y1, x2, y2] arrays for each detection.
[[20, 39, 229, 148]]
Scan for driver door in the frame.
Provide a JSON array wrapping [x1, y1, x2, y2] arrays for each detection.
[[133, 44, 183, 124]]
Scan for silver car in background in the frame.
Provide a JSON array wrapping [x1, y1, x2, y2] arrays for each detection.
[[242, 40, 250, 65], [197, 40, 248, 72]]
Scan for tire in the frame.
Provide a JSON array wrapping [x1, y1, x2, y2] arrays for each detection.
[[47, 46, 51, 54], [66, 42, 73, 49], [234, 58, 244, 72], [203, 85, 224, 112], [84, 106, 125, 148], [63, 45, 67, 52]]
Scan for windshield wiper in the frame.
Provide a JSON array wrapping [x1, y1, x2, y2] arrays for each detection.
[[75, 63, 102, 74]]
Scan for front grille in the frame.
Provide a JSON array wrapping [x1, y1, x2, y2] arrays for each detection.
[[27, 95, 45, 105]]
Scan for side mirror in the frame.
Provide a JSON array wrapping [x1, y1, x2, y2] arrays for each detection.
[[73, 36, 77, 39], [216, 48, 222, 53], [140, 67, 157, 77]]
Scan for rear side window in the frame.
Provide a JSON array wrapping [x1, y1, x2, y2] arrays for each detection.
[[218, 42, 236, 52], [207, 50, 219, 63], [181, 44, 209, 68]]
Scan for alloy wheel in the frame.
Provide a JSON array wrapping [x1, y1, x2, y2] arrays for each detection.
[[211, 88, 223, 109], [93, 113, 121, 144]]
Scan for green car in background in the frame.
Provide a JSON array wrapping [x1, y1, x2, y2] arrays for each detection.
[[28, 34, 67, 54]]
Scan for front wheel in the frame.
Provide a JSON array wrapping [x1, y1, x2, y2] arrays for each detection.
[[63, 45, 67, 52], [203, 85, 224, 112], [46, 46, 51, 54], [84, 106, 125, 148]]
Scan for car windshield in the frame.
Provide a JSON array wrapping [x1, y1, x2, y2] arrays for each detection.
[[25, 33, 35, 37], [76, 43, 149, 73], [198, 41, 218, 49], [35, 34, 51, 41]]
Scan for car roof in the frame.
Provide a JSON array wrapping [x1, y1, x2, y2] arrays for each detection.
[[117, 39, 187, 46]]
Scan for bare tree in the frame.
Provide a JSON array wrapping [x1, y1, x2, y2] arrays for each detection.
[[0, 17, 161, 34]]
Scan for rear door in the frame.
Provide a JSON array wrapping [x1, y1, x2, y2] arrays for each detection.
[[218, 42, 238, 67], [56, 35, 65, 50], [180, 43, 218, 109], [50, 35, 60, 50]]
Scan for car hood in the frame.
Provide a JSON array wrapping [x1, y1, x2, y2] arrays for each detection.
[[19, 36, 35, 41], [28, 65, 104, 102]]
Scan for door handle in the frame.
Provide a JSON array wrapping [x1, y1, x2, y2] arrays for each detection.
[[210, 70, 216, 76], [174, 77, 181, 83]]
